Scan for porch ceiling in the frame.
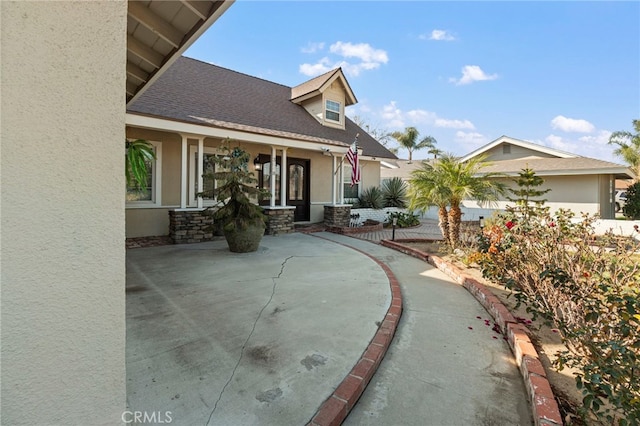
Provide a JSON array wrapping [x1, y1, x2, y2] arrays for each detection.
[[126, 0, 233, 105]]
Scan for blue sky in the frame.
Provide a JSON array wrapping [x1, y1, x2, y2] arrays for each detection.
[[185, 1, 640, 162]]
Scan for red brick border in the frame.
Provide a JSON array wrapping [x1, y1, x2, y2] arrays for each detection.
[[307, 235, 403, 426], [381, 238, 563, 426]]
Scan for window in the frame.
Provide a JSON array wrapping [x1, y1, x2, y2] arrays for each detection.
[[261, 161, 281, 204], [189, 147, 229, 206], [343, 164, 360, 201], [325, 100, 341, 123], [126, 141, 161, 206]]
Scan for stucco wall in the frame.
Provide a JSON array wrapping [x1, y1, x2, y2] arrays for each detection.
[[1, 1, 126, 424]]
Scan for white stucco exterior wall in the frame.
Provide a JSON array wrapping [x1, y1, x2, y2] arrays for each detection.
[[1, 1, 127, 424]]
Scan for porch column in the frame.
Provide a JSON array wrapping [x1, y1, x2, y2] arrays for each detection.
[[340, 155, 345, 204], [180, 135, 188, 208], [280, 147, 287, 207], [196, 137, 204, 209], [270, 146, 276, 207], [331, 154, 337, 205]]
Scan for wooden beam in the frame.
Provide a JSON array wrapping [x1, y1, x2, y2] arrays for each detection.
[[127, 35, 164, 69], [126, 62, 149, 83], [128, 1, 183, 48], [180, 0, 210, 21], [126, 80, 138, 97]]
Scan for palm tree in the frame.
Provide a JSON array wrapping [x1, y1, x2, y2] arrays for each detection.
[[126, 138, 156, 189], [608, 119, 640, 181], [391, 127, 437, 161], [408, 161, 452, 245], [409, 154, 507, 248]]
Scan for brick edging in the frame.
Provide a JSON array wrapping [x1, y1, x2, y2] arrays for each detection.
[[307, 235, 403, 426], [380, 239, 563, 426]]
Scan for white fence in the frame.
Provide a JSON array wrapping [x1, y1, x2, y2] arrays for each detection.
[[416, 206, 640, 239]]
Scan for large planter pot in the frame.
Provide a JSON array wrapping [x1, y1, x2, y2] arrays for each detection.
[[223, 223, 265, 253]]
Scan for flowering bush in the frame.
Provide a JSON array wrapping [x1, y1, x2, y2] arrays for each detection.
[[473, 209, 640, 424]]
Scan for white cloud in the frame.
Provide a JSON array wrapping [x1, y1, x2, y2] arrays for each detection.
[[299, 41, 388, 78], [301, 42, 325, 54], [426, 29, 456, 41], [550, 115, 595, 133], [434, 118, 475, 129], [377, 101, 474, 134], [543, 132, 617, 162], [299, 57, 332, 76], [329, 41, 389, 64], [380, 101, 406, 128], [449, 65, 498, 85]]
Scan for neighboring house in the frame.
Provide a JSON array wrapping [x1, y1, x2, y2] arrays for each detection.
[[380, 159, 431, 182], [126, 57, 396, 239], [383, 136, 634, 220], [463, 136, 634, 219]]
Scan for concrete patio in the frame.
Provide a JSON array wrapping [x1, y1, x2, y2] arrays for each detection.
[[126, 229, 532, 425]]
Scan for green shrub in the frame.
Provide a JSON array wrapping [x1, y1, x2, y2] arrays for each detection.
[[622, 181, 640, 219], [385, 211, 419, 228], [355, 186, 385, 209], [473, 210, 640, 424], [381, 177, 408, 208]]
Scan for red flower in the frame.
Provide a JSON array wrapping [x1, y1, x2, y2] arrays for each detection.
[[549, 221, 556, 227], [505, 221, 514, 230]]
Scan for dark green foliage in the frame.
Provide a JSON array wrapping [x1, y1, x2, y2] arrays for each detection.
[[355, 186, 385, 209], [201, 140, 270, 232], [506, 167, 551, 222], [622, 181, 640, 219], [381, 177, 408, 208], [126, 138, 156, 189], [385, 211, 419, 228]]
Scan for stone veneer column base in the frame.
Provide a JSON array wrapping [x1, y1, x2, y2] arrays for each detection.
[[324, 205, 351, 228], [263, 206, 296, 235], [169, 209, 216, 244]]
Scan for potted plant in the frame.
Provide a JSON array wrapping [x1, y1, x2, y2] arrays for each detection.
[[201, 140, 270, 252]]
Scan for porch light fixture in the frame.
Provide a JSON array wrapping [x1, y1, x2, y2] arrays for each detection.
[[253, 155, 262, 171], [479, 216, 485, 230]]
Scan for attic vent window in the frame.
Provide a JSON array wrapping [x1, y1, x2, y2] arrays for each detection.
[[503, 143, 511, 154], [325, 100, 341, 123]]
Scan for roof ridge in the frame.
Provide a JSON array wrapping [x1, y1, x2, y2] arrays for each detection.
[[181, 55, 292, 89]]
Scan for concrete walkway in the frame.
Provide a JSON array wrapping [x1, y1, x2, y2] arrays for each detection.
[[126, 227, 531, 425]]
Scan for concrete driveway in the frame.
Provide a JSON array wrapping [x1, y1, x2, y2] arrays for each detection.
[[126, 231, 531, 425]]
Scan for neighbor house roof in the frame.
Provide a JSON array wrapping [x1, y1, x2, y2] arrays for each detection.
[[127, 56, 395, 159], [481, 157, 633, 178], [461, 135, 576, 162], [462, 135, 634, 180]]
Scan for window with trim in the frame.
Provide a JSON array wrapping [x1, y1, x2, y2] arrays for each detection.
[[126, 141, 161, 206], [325, 99, 341, 123], [256, 155, 281, 204], [189, 147, 229, 206], [343, 164, 360, 201]]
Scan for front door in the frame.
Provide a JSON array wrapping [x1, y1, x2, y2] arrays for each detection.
[[258, 156, 310, 222], [287, 159, 310, 222]]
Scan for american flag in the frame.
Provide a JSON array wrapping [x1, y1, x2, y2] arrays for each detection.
[[346, 134, 361, 186]]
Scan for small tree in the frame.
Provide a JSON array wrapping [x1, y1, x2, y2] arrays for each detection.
[[506, 167, 551, 222], [622, 181, 640, 219]]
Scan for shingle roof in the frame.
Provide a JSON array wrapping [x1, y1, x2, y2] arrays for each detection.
[[127, 56, 395, 159], [481, 157, 632, 178]]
